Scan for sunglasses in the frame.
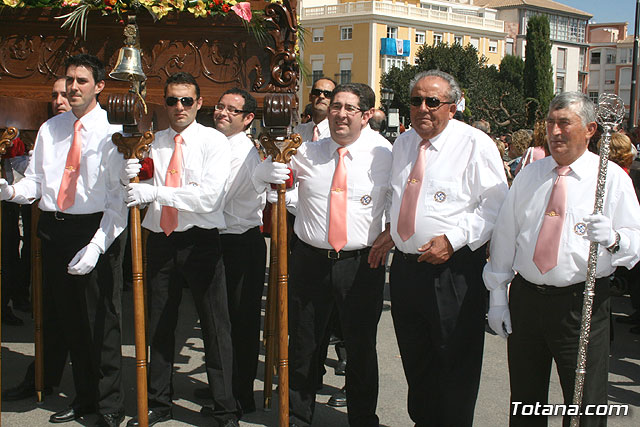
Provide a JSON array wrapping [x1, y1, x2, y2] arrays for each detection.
[[311, 88, 334, 98], [165, 96, 195, 107], [410, 96, 454, 109], [214, 103, 249, 115]]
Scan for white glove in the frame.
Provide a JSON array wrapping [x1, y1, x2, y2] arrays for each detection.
[[252, 155, 290, 189], [0, 178, 14, 200], [266, 189, 278, 204], [583, 214, 616, 247], [126, 183, 158, 207], [120, 158, 142, 185], [68, 243, 102, 275], [488, 289, 512, 339]]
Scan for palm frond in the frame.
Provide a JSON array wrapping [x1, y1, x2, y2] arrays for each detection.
[[55, 4, 92, 39]]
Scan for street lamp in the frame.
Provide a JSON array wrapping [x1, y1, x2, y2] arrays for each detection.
[[381, 87, 395, 112]]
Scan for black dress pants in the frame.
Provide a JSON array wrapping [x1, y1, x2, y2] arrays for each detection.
[[146, 227, 239, 422], [288, 240, 385, 427], [220, 226, 267, 410], [390, 245, 487, 427], [38, 211, 125, 415], [508, 275, 610, 427]]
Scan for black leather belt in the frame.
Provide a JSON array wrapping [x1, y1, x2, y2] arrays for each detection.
[[515, 274, 603, 295], [43, 211, 103, 222], [299, 239, 370, 260], [396, 250, 421, 262]]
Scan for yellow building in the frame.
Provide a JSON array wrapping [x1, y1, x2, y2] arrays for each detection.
[[299, 0, 506, 107]]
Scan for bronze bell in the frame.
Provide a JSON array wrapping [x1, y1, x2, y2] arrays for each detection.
[[110, 46, 146, 82]]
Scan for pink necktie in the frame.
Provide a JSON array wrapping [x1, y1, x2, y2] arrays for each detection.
[[312, 124, 320, 142], [57, 120, 83, 211], [533, 166, 571, 274], [328, 147, 348, 251], [160, 134, 184, 236], [397, 140, 430, 241]]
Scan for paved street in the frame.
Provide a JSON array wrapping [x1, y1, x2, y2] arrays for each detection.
[[2, 267, 639, 426]]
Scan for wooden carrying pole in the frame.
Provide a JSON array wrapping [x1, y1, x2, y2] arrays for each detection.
[[259, 93, 301, 426], [112, 131, 154, 427], [31, 205, 44, 402], [0, 126, 20, 420], [263, 201, 279, 409]]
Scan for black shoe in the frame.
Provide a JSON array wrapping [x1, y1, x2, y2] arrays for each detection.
[[49, 407, 91, 423], [126, 409, 171, 427], [219, 419, 240, 427], [193, 386, 211, 399], [327, 387, 347, 407], [96, 411, 125, 427], [334, 359, 346, 376], [2, 307, 23, 326]]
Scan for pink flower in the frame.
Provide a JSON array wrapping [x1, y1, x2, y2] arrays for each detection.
[[231, 2, 252, 22]]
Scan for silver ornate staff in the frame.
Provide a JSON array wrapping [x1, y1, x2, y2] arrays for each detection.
[[570, 93, 625, 427]]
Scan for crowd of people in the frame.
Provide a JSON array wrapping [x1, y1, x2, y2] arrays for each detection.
[[1, 53, 639, 427]]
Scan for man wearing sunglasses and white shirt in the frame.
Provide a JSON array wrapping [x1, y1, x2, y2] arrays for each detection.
[[293, 77, 336, 142], [372, 70, 508, 426], [123, 72, 239, 427]]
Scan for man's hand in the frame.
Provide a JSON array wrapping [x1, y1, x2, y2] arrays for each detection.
[[126, 183, 158, 207], [417, 235, 454, 264], [0, 178, 14, 201], [266, 189, 278, 204], [488, 288, 512, 339], [583, 214, 616, 247], [368, 227, 394, 268], [68, 243, 101, 275], [120, 158, 142, 185], [253, 155, 290, 186]]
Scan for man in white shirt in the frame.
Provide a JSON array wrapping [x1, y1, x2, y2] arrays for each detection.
[[0, 54, 128, 426], [375, 70, 508, 426], [255, 83, 392, 427], [293, 77, 336, 142], [483, 92, 640, 427], [213, 88, 266, 414], [124, 72, 239, 427]]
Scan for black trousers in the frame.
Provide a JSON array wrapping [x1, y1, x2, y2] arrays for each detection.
[[220, 226, 267, 410], [390, 245, 487, 427], [38, 211, 125, 415], [146, 227, 239, 422], [289, 240, 385, 427], [508, 275, 610, 427], [1, 201, 21, 306]]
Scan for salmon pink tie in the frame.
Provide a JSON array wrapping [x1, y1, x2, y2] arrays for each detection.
[[312, 124, 320, 142], [160, 134, 184, 236], [397, 140, 430, 241], [57, 120, 83, 211], [533, 166, 571, 274], [328, 147, 348, 252]]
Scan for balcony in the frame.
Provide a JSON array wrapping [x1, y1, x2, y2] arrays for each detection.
[[380, 38, 410, 57], [301, 1, 504, 33]]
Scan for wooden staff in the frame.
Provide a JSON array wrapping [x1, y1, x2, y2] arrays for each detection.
[[263, 200, 279, 409], [0, 126, 20, 418], [112, 131, 154, 427], [31, 205, 44, 402]]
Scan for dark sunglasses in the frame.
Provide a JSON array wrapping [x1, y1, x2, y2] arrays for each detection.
[[410, 96, 454, 109], [311, 88, 334, 98], [165, 96, 195, 107]]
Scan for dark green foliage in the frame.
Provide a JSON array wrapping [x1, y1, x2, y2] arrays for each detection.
[[523, 15, 554, 125]]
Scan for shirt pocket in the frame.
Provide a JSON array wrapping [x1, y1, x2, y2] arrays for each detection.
[[184, 167, 203, 188], [422, 179, 459, 212], [349, 183, 381, 209], [564, 207, 593, 253]]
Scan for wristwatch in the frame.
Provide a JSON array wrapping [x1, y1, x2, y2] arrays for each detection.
[[607, 231, 620, 254]]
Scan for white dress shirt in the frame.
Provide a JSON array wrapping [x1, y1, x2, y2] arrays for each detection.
[[483, 151, 640, 291], [141, 121, 230, 233], [390, 120, 508, 254], [293, 118, 330, 142], [221, 132, 266, 234], [12, 105, 126, 253], [291, 132, 392, 250]]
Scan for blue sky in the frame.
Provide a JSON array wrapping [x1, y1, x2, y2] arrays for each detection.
[[559, 1, 637, 26]]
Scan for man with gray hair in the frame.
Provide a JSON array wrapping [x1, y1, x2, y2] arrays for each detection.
[[370, 70, 508, 425], [484, 91, 640, 426]]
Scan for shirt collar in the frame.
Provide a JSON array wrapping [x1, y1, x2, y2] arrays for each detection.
[[171, 120, 199, 144], [74, 103, 103, 129], [544, 149, 594, 180], [328, 129, 366, 157], [315, 118, 329, 133], [427, 120, 453, 151]]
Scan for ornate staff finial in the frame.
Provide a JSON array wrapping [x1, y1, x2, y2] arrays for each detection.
[[596, 93, 625, 130]]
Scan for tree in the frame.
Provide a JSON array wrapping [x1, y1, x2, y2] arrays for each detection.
[[523, 15, 554, 125], [499, 55, 525, 92]]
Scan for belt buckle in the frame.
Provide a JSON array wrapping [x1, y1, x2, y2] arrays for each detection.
[[328, 250, 341, 260], [54, 211, 65, 221]]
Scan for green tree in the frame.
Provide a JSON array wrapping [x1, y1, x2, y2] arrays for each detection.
[[523, 15, 554, 125], [499, 55, 525, 92]]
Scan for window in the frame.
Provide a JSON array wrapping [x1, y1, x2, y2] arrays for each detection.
[[555, 76, 564, 94], [619, 48, 634, 64], [454, 35, 463, 46], [557, 48, 567, 71], [312, 28, 324, 43], [311, 59, 324, 84], [415, 31, 425, 45], [433, 33, 443, 45], [470, 38, 479, 50], [488, 40, 498, 53], [606, 51, 616, 64], [604, 70, 615, 85], [382, 56, 407, 74], [340, 26, 352, 41], [339, 58, 352, 84], [506, 38, 514, 55], [590, 51, 601, 65], [387, 26, 398, 39], [620, 89, 631, 105], [620, 68, 632, 85], [589, 91, 599, 103]]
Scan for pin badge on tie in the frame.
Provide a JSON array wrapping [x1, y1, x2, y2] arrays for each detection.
[[433, 191, 446, 203], [574, 222, 587, 235], [360, 194, 372, 205]]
